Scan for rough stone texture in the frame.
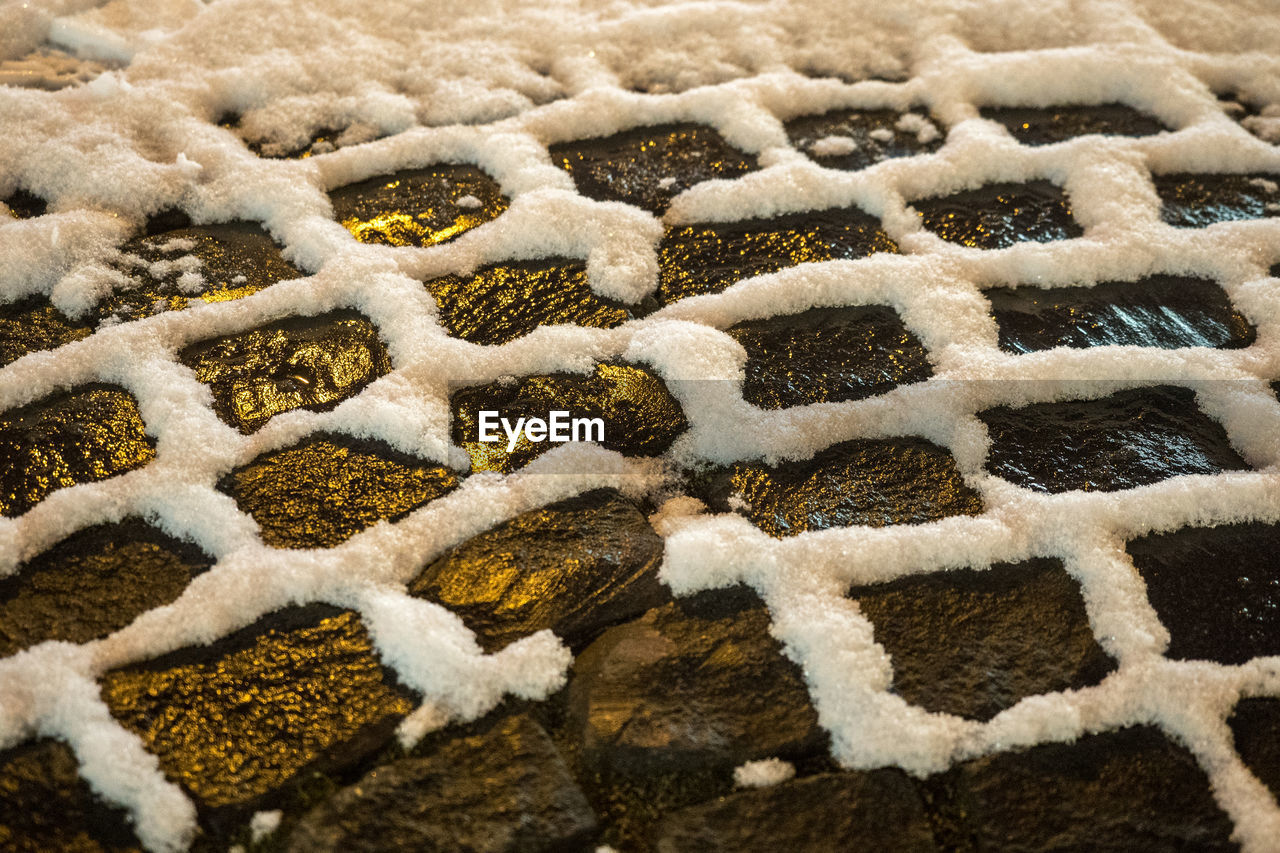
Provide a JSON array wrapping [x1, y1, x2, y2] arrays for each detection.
[[550, 122, 759, 216], [0, 739, 142, 853], [948, 726, 1238, 852], [658, 207, 898, 304], [2, 188, 46, 218], [1228, 698, 1280, 803], [179, 310, 391, 434], [0, 296, 92, 366], [980, 385, 1248, 494], [0, 519, 212, 657], [726, 304, 933, 409], [655, 770, 937, 853], [913, 180, 1084, 249], [327, 166, 508, 247], [569, 587, 826, 777], [1155, 172, 1280, 228], [702, 438, 983, 538], [410, 489, 667, 652], [982, 103, 1170, 145], [1126, 522, 1280, 665], [852, 559, 1115, 721], [219, 433, 460, 549], [285, 715, 597, 853], [784, 109, 944, 171], [100, 605, 415, 825], [424, 257, 631, 345], [0, 384, 156, 517], [986, 275, 1256, 353], [97, 221, 301, 325], [451, 362, 688, 473]]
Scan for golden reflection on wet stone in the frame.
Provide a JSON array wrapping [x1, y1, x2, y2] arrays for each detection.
[[658, 208, 898, 304], [179, 311, 391, 434], [912, 180, 1083, 249], [1, 189, 46, 219], [425, 258, 630, 345], [1153, 172, 1280, 228], [711, 438, 983, 537], [0, 385, 156, 518], [101, 606, 415, 813], [220, 435, 460, 549], [452, 363, 688, 474], [328, 166, 508, 247], [0, 298, 92, 366]]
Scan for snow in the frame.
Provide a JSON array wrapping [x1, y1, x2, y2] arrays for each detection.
[[734, 757, 796, 788], [1, 0, 1280, 851]]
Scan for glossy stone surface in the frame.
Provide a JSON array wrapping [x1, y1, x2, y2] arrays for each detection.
[[702, 438, 983, 538], [982, 103, 1169, 145], [0, 739, 141, 853], [852, 559, 1114, 721], [220, 434, 459, 549], [986, 275, 1256, 353], [948, 726, 1238, 851], [981, 385, 1248, 494], [0, 520, 212, 657], [0, 385, 156, 517], [98, 222, 301, 325], [1228, 698, 1280, 802], [179, 311, 391, 434], [1155, 172, 1280, 228], [410, 489, 667, 652], [0, 297, 91, 366], [727, 304, 933, 409], [569, 588, 825, 777], [451, 363, 688, 473], [2, 189, 47, 219], [424, 257, 630, 345], [285, 715, 597, 853], [327, 166, 508, 247], [913, 180, 1083, 249], [655, 770, 936, 853], [1126, 522, 1280, 665], [101, 605, 415, 820], [658, 207, 897, 304], [551, 122, 759, 216], [784, 109, 944, 171]]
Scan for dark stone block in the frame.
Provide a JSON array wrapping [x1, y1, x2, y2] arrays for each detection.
[[0, 297, 91, 366], [655, 770, 937, 853], [1217, 93, 1280, 145], [450, 363, 688, 474], [948, 726, 1238, 852], [2, 189, 47, 219], [1126, 522, 1280, 665], [179, 310, 391, 434], [702, 438, 983, 538], [913, 180, 1083, 249], [982, 103, 1169, 145], [852, 559, 1114, 721], [658, 207, 897, 305], [727, 304, 933, 409], [424, 257, 631, 346], [285, 715, 597, 853], [0, 384, 156, 517], [0, 739, 142, 853], [327, 166, 508, 247], [0, 519, 212, 658], [100, 605, 415, 825], [569, 587, 826, 777], [1228, 697, 1280, 802], [550, 123, 758, 216], [784, 109, 944, 171], [97, 222, 301, 326], [980, 385, 1248, 494], [219, 433, 460, 549], [410, 489, 667, 653], [987, 275, 1256, 353], [1155, 172, 1280, 228]]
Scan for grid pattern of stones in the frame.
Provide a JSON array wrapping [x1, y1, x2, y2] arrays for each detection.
[[3, 15, 1280, 853]]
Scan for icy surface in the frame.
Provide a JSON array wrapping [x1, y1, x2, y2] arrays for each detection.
[[2, 0, 1280, 851]]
